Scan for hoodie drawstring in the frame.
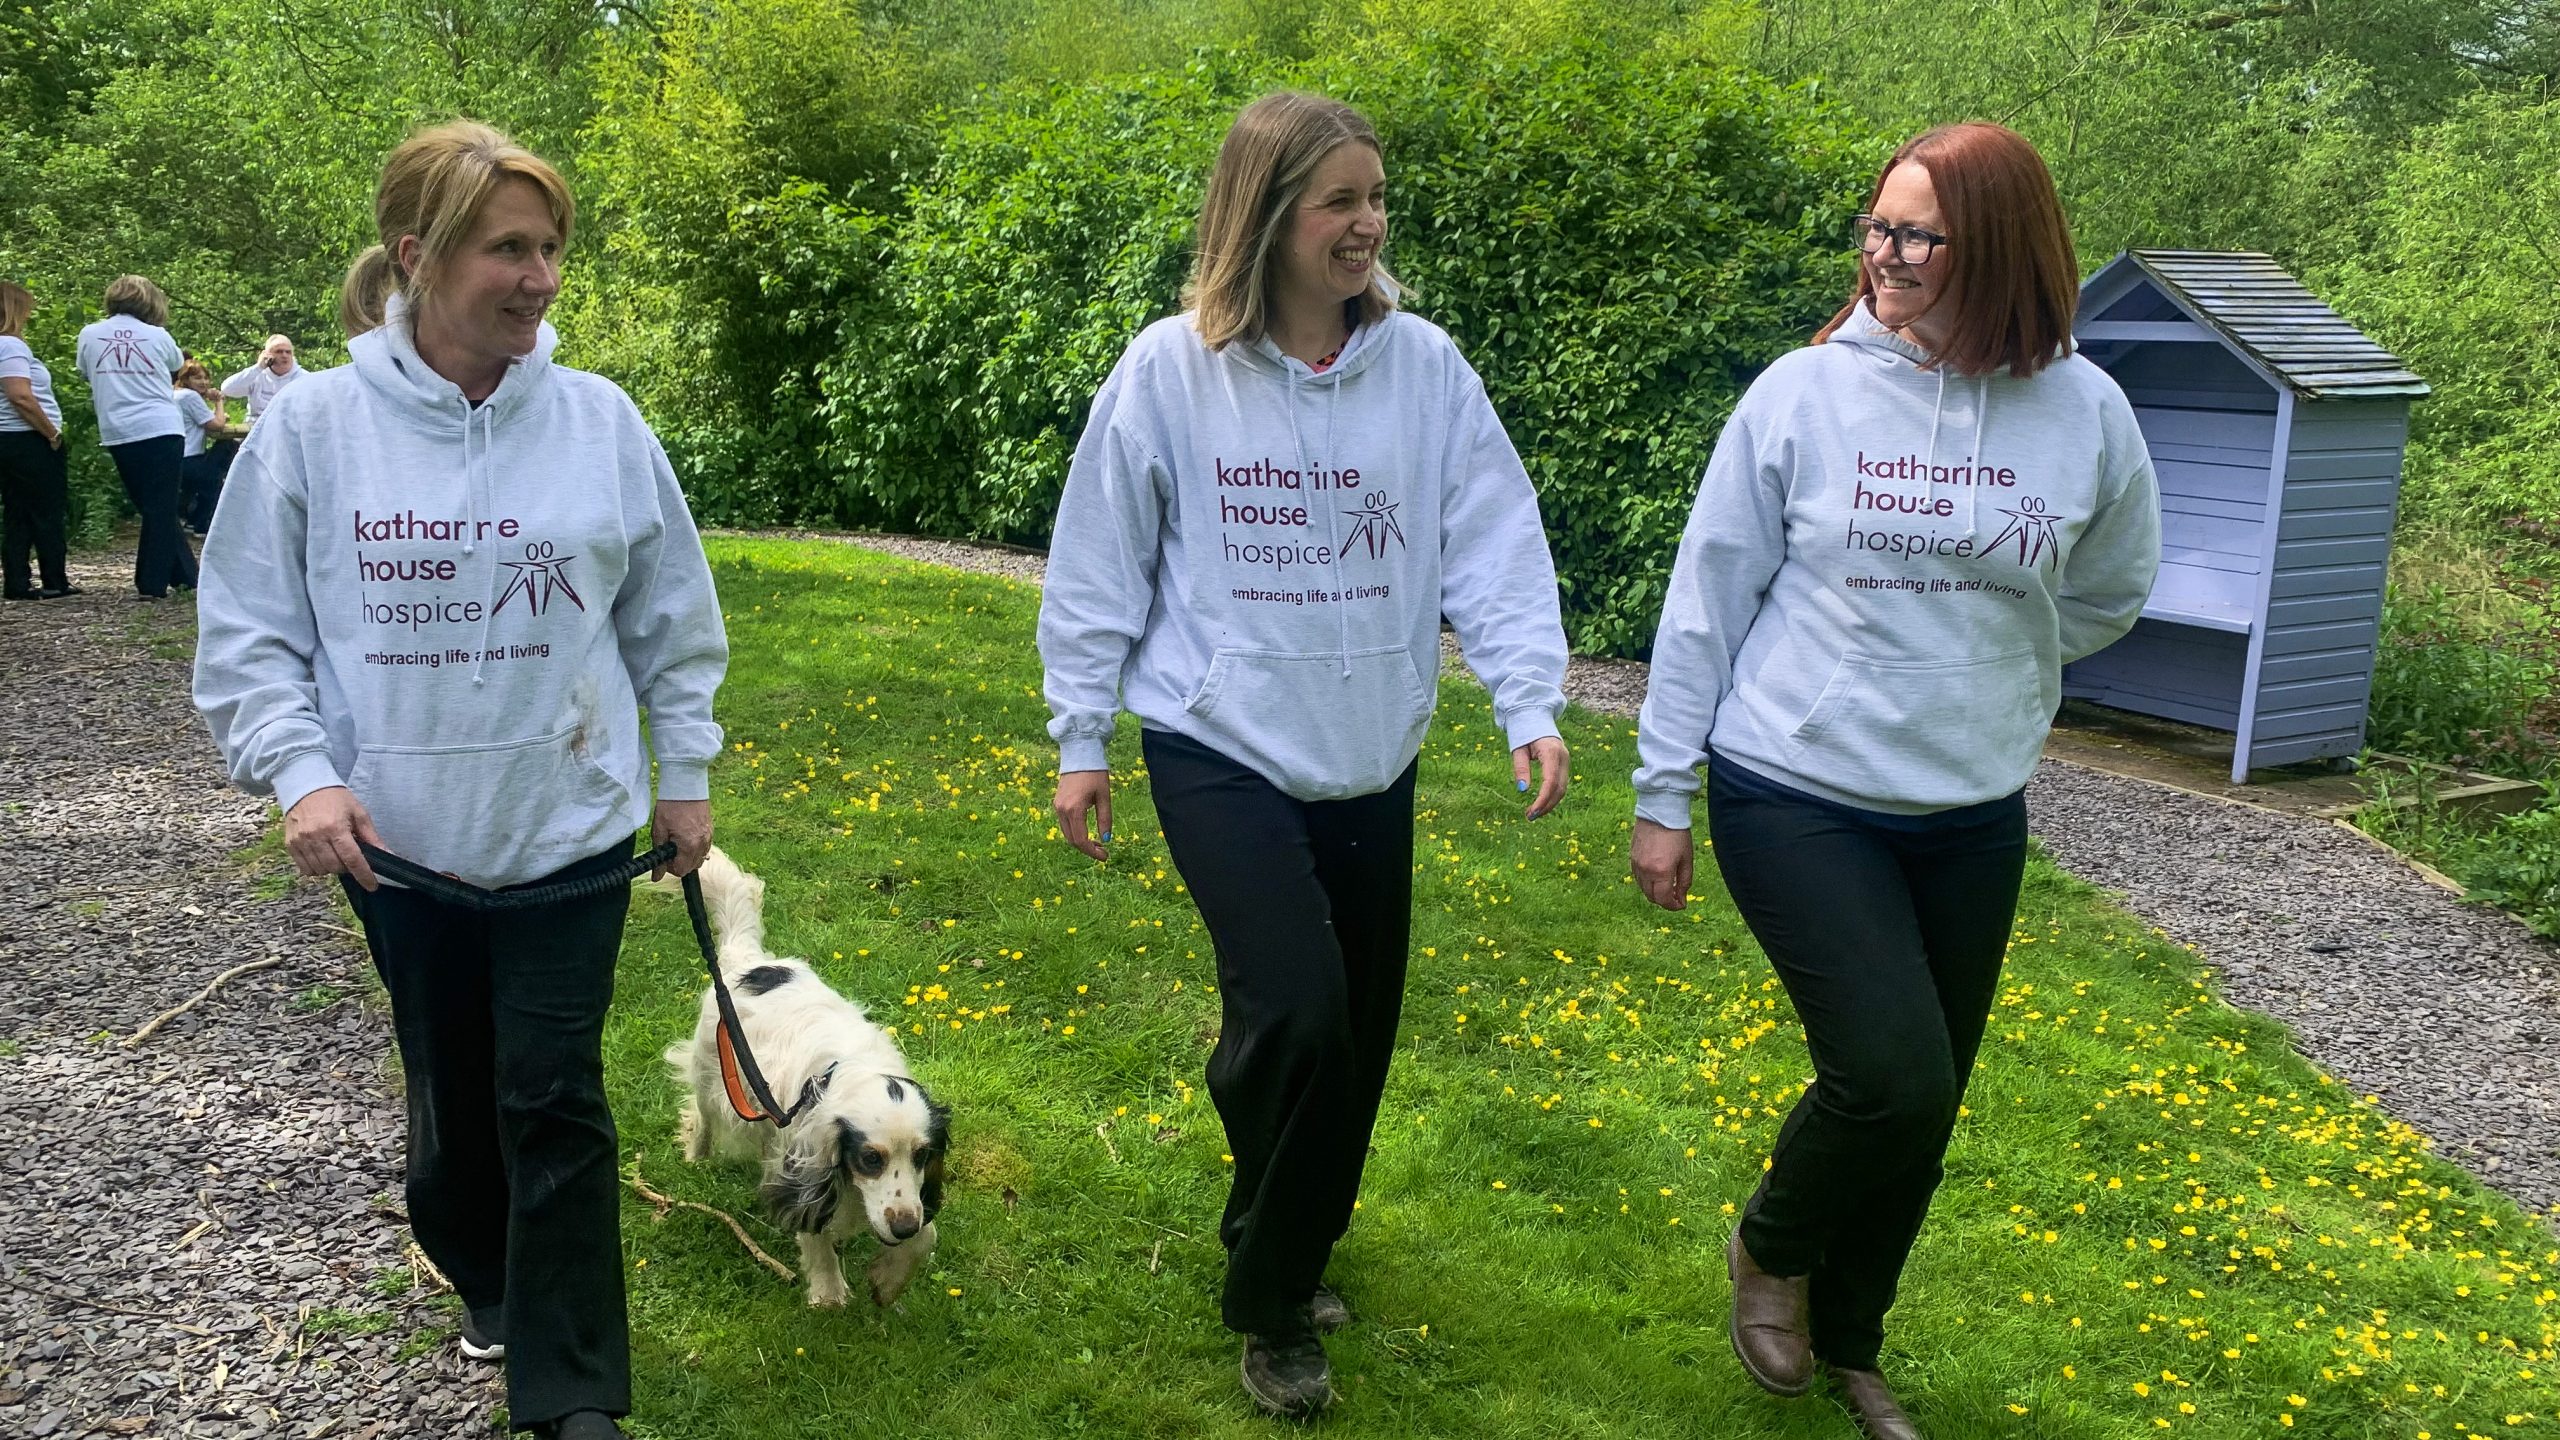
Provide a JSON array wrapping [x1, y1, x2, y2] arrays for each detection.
[[1966, 375, 1991, 540], [466, 402, 499, 686], [1284, 354, 1354, 677]]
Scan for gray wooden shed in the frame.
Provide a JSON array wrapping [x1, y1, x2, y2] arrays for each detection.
[[2061, 250, 2428, 782]]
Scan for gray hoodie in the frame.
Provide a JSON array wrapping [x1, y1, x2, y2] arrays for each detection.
[[193, 295, 728, 887], [1038, 310, 1568, 801], [1634, 304, 2160, 824]]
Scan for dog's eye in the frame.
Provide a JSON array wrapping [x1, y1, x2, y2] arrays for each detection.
[[913, 1147, 932, 1170], [857, 1147, 886, 1175]]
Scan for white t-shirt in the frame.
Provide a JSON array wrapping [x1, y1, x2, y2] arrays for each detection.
[[176, 388, 220, 458], [74, 316, 184, 446], [220, 360, 303, 419], [0, 335, 62, 433]]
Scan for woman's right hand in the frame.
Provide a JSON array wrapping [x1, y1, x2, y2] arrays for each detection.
[[286, 786, 385, 890], [1054, 769, 1113, 860], [1630, 817, 1694, 912]]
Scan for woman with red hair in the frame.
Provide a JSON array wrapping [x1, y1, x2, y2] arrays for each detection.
[[1629, 123, 2161, 1436]]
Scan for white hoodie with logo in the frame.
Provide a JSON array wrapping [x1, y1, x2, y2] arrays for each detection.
[[1038, 310, 1568, 801], [1633, 304, 2161, 824], [193, 295, 728, 888]]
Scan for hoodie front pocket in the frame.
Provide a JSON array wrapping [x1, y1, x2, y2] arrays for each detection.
[[1781, 648, 2052, 807], [1185, 644, 1433, 799], [348, 722, 633, 888]]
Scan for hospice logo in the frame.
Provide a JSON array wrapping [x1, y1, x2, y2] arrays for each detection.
[[350, 508, 581, 664], [1208, 451, 1406, 589], [1840, 449, 2065, 573]]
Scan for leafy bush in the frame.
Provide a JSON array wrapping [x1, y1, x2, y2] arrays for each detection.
[[833, 34, 1875, 653], [2327, 90, 2560, 532], [2365, 584, 2559, 777]]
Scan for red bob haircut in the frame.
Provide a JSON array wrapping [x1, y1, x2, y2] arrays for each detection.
[[1816, 122, 2079, 379]]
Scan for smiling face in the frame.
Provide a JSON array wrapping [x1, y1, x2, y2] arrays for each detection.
[[403, 175, 562, 392], [1865, 160, 1952, 350], [1271, 140, 1386, 322]]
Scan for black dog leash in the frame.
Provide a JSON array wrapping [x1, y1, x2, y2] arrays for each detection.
[[355, 841, 825, 1127]]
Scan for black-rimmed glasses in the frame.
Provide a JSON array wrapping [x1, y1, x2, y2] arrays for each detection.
[[1853, 214, 1948, 265]]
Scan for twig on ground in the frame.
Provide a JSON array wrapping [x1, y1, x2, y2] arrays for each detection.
[[405, 1243, 451, 1298], [627, 1161, 796, 1282], [1095, 1121, 1121, 1164], [122, 956, 284, 1046], [0, 1275, 216, 1336]]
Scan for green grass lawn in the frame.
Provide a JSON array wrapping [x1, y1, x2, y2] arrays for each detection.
[[588, 536, 2557, 1439]]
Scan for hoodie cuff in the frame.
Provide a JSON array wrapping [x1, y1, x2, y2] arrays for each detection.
[[1633, 787, 1695, 832], [1501, 708, 1562, 753], [271, 751, 347, 818], [655, 759, 712, 803], [1058, 734, 1111, 777]]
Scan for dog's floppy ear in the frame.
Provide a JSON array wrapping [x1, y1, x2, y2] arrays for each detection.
[[920, 1092, 952, 1222], [759, 1122, 849, 1234]]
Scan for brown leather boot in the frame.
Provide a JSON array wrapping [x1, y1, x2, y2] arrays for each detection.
[[1829, 1364, 1924, 1440], [1726, 1227, 1813, 1396]]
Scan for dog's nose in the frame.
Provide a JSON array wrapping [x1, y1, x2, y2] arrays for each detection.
[[887, 1210, 922, 1242]]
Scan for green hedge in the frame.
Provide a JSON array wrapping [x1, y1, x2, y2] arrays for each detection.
[[827, 36, 1877, 655]]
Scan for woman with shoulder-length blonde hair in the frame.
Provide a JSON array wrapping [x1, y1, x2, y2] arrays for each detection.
[[193, 120, 728, 1440], [0, 280, 75, 599], [76, 274, 192, 597], [1038, 89, 1571, 1419], [1630, 122, 2160, 1437]]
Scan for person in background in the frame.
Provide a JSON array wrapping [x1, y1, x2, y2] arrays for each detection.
[[1038, 90, 1570, 1421], [174, 357, 241, 534], [194, 120, 726, 1440], [1629, 122, 2161, 1440], [75, 274, 192, 598], [0, 280, 76, 599], [221, 333, 304, 421]]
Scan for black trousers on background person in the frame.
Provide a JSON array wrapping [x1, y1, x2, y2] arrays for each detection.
[[342, 842, 636, 1430], [182, 438, 236, 533], [1143, 726, 1419, 1336], [104, 434, 195, 596], [1706, 750, 2028, 1372], [0, 429, 70, 596]]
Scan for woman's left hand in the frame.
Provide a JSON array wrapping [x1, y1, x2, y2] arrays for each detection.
[[1512, 735, 1569, 819], [652, 798, 712, 880]]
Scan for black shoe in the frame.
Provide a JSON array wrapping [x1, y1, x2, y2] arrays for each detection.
[[458, 1307, 505, 1363], [3, 590, 36, 601], [548, 1413, 625, 1439], [37, 585, 78, 598], [1240, 1314, 1332, 1419], [1308, 1284, 1351, 1334]]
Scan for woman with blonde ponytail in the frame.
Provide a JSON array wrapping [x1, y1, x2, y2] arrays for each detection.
[[192, 121, 729, 1440]]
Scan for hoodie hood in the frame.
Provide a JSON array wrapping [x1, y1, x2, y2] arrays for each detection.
[[349, 291, 559, 429], [1825, 300, 1993, 537]]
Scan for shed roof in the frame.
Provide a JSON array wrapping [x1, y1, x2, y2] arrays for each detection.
[[2084, 250, 2429, 400]]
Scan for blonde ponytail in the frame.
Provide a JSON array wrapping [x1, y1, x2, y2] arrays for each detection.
[[339, 244, 399, 339]]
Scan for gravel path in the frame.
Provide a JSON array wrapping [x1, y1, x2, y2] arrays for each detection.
[[844, 531, 2560, 1216], [0, 562, 498, 1438]]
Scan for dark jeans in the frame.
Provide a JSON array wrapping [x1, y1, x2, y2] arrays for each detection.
[[182, 439, 236, 533], [1707, 752, 2028, 1371], [105, 435, 195, 596], [0, 429, 69, 595], [1143, 726, 1418, 1335], [342, 841, 636, 1429]]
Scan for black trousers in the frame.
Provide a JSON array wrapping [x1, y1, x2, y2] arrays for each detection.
[[1707, 754, 2027, 1371], [1143, 727, 1418, 1335], [343, 842, 636, 1428], [0, 429, 69, 595], [105, 435, 195, 596], [182, 440, 235, 533]]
